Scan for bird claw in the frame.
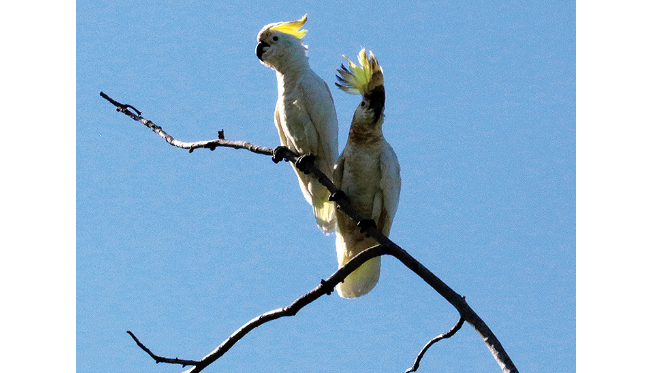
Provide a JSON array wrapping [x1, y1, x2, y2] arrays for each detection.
[[357, 219, 377, 236], [271, 146, 288, 164], [294, 154, 316, 174], [328, 190, 347, 202]]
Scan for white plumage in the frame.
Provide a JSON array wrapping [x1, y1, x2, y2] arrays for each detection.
[[256, 15, 338, 233], [334, 50, 401, 298]]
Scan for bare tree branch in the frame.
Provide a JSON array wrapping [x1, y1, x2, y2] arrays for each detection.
[[125, 245, 388, 372], [187, 245, 389, 373], [405, 317, 465, 373], [126, 331, 198, 367], [102, 93, 518, 373], [99, 92, 277, 157]]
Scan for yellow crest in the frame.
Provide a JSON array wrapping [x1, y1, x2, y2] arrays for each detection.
[[335, 49, 382, 95], [270, 15, 308, 39]]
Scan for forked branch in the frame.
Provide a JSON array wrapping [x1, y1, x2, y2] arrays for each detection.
[[102, 92, 518, 373], [126, 331, 198, 367]]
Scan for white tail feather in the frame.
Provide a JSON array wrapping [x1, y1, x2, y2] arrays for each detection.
[[335, 233, 381, 298]]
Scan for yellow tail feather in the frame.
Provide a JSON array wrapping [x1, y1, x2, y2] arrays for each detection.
[[336, 256, 381, 298], [314, 198, 336, 235], [335, 233, 381, 298]]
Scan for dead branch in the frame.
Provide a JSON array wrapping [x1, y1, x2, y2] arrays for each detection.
[[102, 92, 518, 373], [406, 317, 465, 373], [126, 331, 198, 367], [99, 92, 277, 157]]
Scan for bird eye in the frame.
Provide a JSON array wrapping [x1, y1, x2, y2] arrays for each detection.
[[273, 36, 279, 41], [360, 101, 366, 107]]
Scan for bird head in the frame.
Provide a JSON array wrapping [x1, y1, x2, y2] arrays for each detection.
[[336, 49, 385, 124], [256, 15, 309, 70]]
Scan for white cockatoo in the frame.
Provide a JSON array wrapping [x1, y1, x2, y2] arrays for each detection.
[[256, 15, 338, 233], [333, 49, 401, 298]]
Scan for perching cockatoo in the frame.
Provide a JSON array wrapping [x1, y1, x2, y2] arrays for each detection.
[[333, 50, 401, 298], [256, 15, 338, 234]]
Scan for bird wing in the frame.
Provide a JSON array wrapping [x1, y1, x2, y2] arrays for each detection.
[[299, 73, 339, 175], [376, 143, 401, 236], [333, 151, 346, 191], [273, 103, 289, 147], [286, 74, 338, 233]]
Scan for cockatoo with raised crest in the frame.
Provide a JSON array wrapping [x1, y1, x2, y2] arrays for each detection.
[[256, 15, 338, 233], [333, 49, 401, 298]]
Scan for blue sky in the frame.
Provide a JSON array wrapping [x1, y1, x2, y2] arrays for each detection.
[[75, 2, 575, 370], [6, 1, 661, 372]]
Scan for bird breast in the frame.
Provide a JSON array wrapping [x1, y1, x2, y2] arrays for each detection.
[[339, 144, 383, 217]]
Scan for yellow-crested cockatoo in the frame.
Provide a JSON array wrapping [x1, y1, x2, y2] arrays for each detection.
[[333, 49, 401, 298], [256, 15, 338, 233]]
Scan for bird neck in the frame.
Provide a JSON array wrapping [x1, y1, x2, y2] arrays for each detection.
[[348, 120, 384, 146], [272, 50, 310, 77], [276, 59, 311, 90]]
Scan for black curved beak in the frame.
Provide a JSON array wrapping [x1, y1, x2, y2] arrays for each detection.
[[256, 41, 269, 61]]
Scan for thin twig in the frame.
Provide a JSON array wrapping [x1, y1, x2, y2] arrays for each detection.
[[126, 331, 199, 367], [100, 91, 277, 156], [405, 317, 465, 373], [102, 93, 518, 373]]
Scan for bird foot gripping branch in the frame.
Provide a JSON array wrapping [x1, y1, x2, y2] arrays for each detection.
[[294, 154, 317, 174], [328, 190, 348, 204], [271, 145, 318, 174], [357, 219, 377, 236], [271, 145, 288, 164]]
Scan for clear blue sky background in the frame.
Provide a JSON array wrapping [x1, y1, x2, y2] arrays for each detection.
[[75, 1, 576, 372], [5, 1, 661, 372]]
